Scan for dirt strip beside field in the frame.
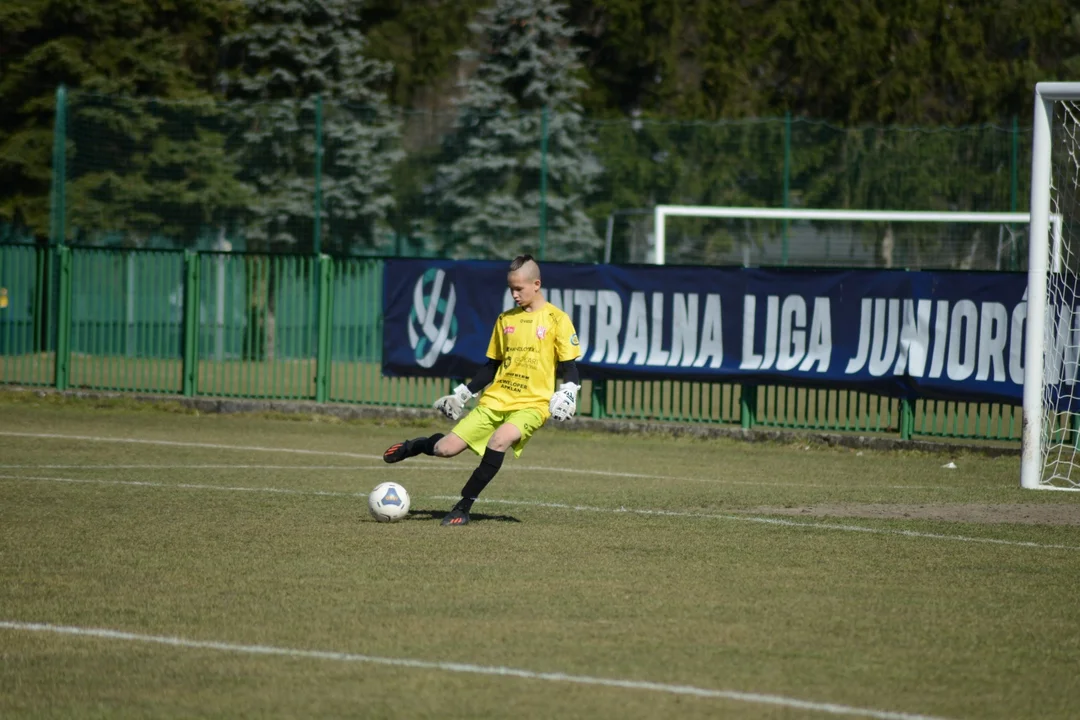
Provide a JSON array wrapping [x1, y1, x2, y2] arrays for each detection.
[[744, 503, 1080, 526]]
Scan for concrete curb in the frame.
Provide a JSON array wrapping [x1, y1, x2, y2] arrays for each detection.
[[2, 386, 1020, 458]]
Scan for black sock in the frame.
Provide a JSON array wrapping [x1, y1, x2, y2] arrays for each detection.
[[410, 433, 444, 457], [458, 447, 505, 510]]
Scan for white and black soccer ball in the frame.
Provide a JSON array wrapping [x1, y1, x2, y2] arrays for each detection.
[[368, 482, 410, 522]]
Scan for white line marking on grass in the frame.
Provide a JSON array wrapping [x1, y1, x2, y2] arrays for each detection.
[[0, 474, 363, 498], [2, 471, 1070, 551], [0, 431, 389, 461], [0, 431, 949, 490], [504, 464, 946, 490], [0, 621, 950, 720], [516, 465, 817, 486], [0, 464, 381, 471], [436, 497, 1080, 552]]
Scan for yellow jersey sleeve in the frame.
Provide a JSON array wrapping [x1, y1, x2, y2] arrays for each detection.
[[485, 314, 505, 361], [553, 307, 581, 363]]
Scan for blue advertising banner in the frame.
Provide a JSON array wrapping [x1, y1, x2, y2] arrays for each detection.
[[382, 259, 1031, 404]]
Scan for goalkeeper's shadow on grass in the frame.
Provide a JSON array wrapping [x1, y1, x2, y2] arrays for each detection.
[[407, 508, 522, 524]]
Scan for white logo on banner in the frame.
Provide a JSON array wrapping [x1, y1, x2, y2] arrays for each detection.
[[408, 268, 458, 368]]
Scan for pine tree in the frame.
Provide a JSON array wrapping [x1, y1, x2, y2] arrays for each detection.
[[63, 93, 253, 248], [359, 0, 490, 109], [429, 0, 602, 261], [220, 0, 402, 254], [0, 0, 244, 243]]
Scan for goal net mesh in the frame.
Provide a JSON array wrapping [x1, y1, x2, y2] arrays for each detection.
[[1041, 100, 1080, 489], [654, 217, 1024, 270]]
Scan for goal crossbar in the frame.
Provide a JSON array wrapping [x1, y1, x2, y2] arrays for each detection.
[[653, 205, 1048, 267]]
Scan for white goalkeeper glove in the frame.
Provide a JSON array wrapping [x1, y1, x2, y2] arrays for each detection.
[[433, 383, 474, 421], [548, 382, 580, 422]]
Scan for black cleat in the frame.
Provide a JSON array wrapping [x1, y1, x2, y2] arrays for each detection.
[[383, 439, 414, 464], [440, 507, 470, 526]]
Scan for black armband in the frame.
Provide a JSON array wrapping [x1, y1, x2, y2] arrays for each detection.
[[556, 359, 580, 386], [466, 358, 500, 394]]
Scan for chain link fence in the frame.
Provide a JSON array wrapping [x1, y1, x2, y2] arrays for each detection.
[[7, 89, 1033, 269]]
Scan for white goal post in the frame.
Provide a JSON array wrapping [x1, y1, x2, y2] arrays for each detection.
[[652, 205, 1061, 269], [1021, 82, 1080, 491], [652, 191, 1075, 489]]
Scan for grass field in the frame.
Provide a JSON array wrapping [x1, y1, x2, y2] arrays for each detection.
[[2, 351, 1024, 447], [0, 391, 1077, 719]]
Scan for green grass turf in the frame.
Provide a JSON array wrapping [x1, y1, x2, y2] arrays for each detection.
[[1, 352, 1024, 444], [0, 392, 1076, 719]]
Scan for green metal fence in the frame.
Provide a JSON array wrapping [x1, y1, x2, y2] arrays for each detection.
[[0, 243, 1021, 444], [0, 88, 1033, 444], [0, 244, 55, 387]]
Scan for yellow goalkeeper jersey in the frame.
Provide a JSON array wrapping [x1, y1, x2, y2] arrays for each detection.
[[479, 302, 581, 418]]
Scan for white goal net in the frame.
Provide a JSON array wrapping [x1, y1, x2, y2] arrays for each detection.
[[651, 206, 1033, 270], [1022, 83, 1080, 490]]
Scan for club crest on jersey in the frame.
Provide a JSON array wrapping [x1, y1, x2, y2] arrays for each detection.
[[504, 326, 515, 334], [536, 326, 547, 340], [381, 487, 403, 506]]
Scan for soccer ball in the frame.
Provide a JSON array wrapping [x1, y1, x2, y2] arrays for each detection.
[[368, 482, 411, 522]]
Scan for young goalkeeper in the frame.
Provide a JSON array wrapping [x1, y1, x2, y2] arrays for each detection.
[[382, 254, 582, 526]]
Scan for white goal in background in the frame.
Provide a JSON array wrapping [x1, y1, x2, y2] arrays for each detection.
[[651, 205, 1060, 270], [1022, 82, 1080, 491]]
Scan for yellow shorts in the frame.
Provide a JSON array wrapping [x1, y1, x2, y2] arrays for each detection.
[[451, 406, 546, 458]]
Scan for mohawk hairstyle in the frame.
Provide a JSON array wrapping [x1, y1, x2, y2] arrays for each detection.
[[509, 254, 541, 280], [509, 254, 536, 272]]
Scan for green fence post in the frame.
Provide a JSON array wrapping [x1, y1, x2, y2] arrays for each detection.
[[900, 396, 915, 440], [1010, 114, 1019, 271], [782, 112, 791, 266], [740, 383, 757, 429], [538, 105, 549, 261], [313, 94, 323, 256], [54, 246, 72, 391], [314, 254, 334, 403], [32, 247, 47, 353], [182, 250, 200, 396], [590, 380, 606, 419], [43, 85, 67, 360], [49, 85, 66, 247], [1010, 114, 1019, 214]]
